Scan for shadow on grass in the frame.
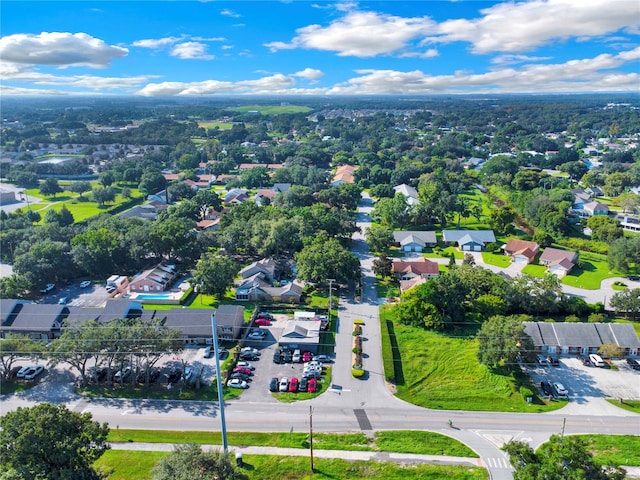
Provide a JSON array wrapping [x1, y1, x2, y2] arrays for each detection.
[[387, 320, 405, 386]]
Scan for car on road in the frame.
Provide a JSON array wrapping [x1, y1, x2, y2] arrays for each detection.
[[58, 296, 68, 305], [203, 346, 213, 358], [626, 358, 640, 370], [312, 355, 332, 363], [628, 275, 640, 281], [553, 382, 569, 398], [540, 381, 554, 396], [40, 283, 55, 294], [80, 280, 92, 288], [307, 377, 318, 393], [288, 377, 299, 392], [248, 330, 267, 340], [227, 378, 248, 389], [269, 377, 279, 392], [254, 318, 271, 326], [536, 354, 548, 366], [23, 365, 45, 380], [298, 377, 308, 392], [279, 376, 289, 392]]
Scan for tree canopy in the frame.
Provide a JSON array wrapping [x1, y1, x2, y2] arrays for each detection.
[[152, 443, 247, 480]]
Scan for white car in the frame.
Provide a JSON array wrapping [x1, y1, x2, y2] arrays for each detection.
[[553, 382, 569, 398], [80, 280, 92, 288], [184, 366, 194, 382], [40, 283, 55, 294], [241, 346, 260, 355], [24, 365, 44, 380], [227, 378, 248, 389], [279, 376, 289, 392], [312, 355, 332, 363], [16, 366, 32, 378], [236, 361, 255, 370]]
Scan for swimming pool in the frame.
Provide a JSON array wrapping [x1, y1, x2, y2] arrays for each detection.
[[135, 293, 174, 300]]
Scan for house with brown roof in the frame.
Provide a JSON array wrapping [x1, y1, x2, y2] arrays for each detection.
[[331, 165, 357, 186], [539, 247, 579, 277], [392, 258, 440, 281], [503, 239, 540, 264], [128, 263, 178, 293]]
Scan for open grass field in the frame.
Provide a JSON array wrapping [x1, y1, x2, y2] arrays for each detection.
[[561, 251, 621, 290], [96, 451, 488, 480], [481, 252, 512, 268], [574, 434, 640, 466], [228, 105, 313, 115], [379, 307, 566, 412], [198, 121, 234, 130]]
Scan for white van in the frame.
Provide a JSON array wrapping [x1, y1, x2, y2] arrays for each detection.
[[292, 349, 301, 363], [589, 354, 605, 367]]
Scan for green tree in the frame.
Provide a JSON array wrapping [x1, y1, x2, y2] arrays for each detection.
[[609, 288, 640, 320], [92, 186, 116, 206], [39, 177, 62, 198], [148, 214, 197, 260], [586, 216, 623, 243], [71, 227, 120, 276], [365, 225, 394, 253], [139, 170, 166, 196], [489, 205, 516, 235], [192, 253, 238, 299], [372, 254, 393, 279], [44, 205, 74, 227], [476, 314, 532, 369], [503, 434, 626, 480], [152, 443, 246, 480], [371, 193, 408, 228], [559, 161, 588, 181], [0, 274, 31, 299], [51, 320, 108, 386], [295, 233, 361, 286], [13, 240, 72, 285], [598, 343, 623, 359], [0, 334, 41, 381], [99, 171, 115, 187], [70, 180, 92, 199], [0, 403, 110, 480]]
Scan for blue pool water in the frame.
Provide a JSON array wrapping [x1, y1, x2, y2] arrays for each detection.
[[135, 293, 174, 300]]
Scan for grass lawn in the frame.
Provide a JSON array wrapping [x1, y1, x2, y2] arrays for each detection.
[[380, 308, 566, 412], [78, 381, 243, 402], [573, 434, 640, 466], [481, 252, 512, 268], [375, 277, 399, 300], [198, 121, 234, 130], [96, 452, 488, 480], [228, 105, 313, 115], [605, 398, 640, 414], [521, 264, 548, 276], [561, 251, 621, 290]]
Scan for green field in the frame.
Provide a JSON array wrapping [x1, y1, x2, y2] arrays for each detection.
[[198, 121, 234, 130], [228, 105, 313, 115], [379, 307, 566, 412]]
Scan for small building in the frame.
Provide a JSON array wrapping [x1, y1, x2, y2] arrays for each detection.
[[392, 231, 437, 252], [239, 258, 278, 283], [128, 263, 177, 293], [442, 230, 496, 252], [278, 319, 321, 354], [393, 184, 420, 206], [539, 248, 579, 277], [0, 188, 17, 204], [392, 258, 440, 281], [503, 239, 540, 264], [331, 165, 357, 186], [583, 201, 609, 216]]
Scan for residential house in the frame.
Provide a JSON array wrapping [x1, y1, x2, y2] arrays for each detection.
[[239, 258, 278, 283], [524, 322, 640, 357], [585, 187, 604, 197], [539, 247, 579, 277], [442, 230, 496, 251], [503, 239, 540, 264], [392, 258, 440, 281], [278, 319, 321, 353], [223, 189, 249, 205], [583, 201, 609, 216], [0, 300, 65, 339], [616, 214, 640, 232], [196, 219, 220, 232], [399, 276, 427, 293], [235, 276, 303, 303], [331, 165, 357, 186], [393, 184, 420, 206], [253, 189, 278, 206], [273, 183, 291, 194], [128, 263, 178, 293], [392, 231, 437, 252]]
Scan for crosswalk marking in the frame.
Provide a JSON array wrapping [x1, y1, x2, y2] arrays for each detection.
[[485, 456, 512, 469]]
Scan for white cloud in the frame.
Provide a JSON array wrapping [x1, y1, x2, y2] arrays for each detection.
[[432, 0, 639, 53], [491, 54, 552, 66], [293, 68, 324, 80], [0, 32, 128, 68], [170, 42, 214, 60], [265, 11, 435, 57], [132, 36, 182, 48], [220, 8, 241, 18], [399, 49, 439, 59]]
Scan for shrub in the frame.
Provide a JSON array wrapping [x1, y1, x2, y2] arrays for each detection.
[[352, 369, 365, 378], [519, 386, 533, 401], [352, 346, 362, 354]]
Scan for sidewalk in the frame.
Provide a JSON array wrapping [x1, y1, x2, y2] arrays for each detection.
[[109, 442, 482, 468]]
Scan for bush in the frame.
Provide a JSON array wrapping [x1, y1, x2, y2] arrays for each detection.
[[352, 346, 362, 354], [352, 368, 365, 378], [353, 318, 365, 325], [519, 386, 533, 401]]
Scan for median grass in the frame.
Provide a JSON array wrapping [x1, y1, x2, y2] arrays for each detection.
[[78, 381, 243, 401], [379, 307, 565, 412], [606, 398, 640, 414], [574, 434, 640, 466], [96, 452, 488, 480]]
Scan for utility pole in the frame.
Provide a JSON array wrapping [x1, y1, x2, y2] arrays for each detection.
[[327, 278, 335, 324], [309, 405, 314, 472], [211, 313, 228, 453]]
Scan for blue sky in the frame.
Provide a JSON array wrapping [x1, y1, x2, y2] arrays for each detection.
[[1, 1, 638, 96]]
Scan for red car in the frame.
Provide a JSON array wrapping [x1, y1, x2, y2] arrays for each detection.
[[288, 377, 299, 392], [255, 318, 271, 326], [233, 367, 252, 375], [302, 351, 312, 362], [307, 377, 318, 393]]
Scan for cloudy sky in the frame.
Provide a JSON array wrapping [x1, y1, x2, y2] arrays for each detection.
[[1, 0, 639, 96]]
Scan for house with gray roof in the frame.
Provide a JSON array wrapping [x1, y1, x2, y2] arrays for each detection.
[[442, 230, 496, 251], [278, 319, 321, 353], [0, 301, 66, 339], [523, 322, 640, 358], [392, 231, 437, 252]]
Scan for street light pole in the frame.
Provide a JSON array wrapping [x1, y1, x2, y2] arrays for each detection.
[[327, 279, 335, 324], [211, 313, 228, 453]]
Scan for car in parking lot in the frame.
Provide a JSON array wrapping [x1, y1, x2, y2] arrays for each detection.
[[58, 296, 68, 305], [23, 365, 45, 380], [307, 377, 318, 393], [254, 318, 271, 326], [241, 346, 260, 355], [589, 354, 606, 367], [240, 352, 260, 361], [282, 350, 293, 363], [536, 354, 548, 366], [298, 377, 308, 392], [302, 351, 312, 362], [233, 367, 252, 375], [113, 367, 132, 382], [269, 377, 279, 392], [40, 283, 55, 294], [16, 366, 32, 378], [237, 361, 255, 370], [279, 376, 289, 392], [184, 366, 194, 382], [289, 377, 299, 392], [203, 346, 213, 358], [227, 378, 248, 389], [547, 356, 560, 367], [540, 381, 554, 396], [167, 368, 182, 384], [80, 280, 92, 288], [626, 358, 640, 370], [312, 355, 332, 363], [272, 350, 282, 364], [136, 368, 161, 384], [553, 382, 569, 398], [230, 372, 250, 381], [248, 330, 267, 340]]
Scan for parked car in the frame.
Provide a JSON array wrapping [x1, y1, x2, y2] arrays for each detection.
[[113, 367, 132, 382], [547, 356, 560, 367], [628, 275, 640, 281], [230, 372, 250, 381], [279, 376, 289, 392], [288, 377, 299, 392], [308, 377, 318, 392], [626, 358, 640, 370], [255, 318, 271, 326], [203, 346, 213, 358], [282, 350, 293, 363], [540, 381, 554, 396], [24, 365, 44, 380], [233, 367, 252, 375], [236, 361, 255, 370], [302, 351, 312, 363], [106, 285, 117, 293], [553, 382, 569, 398], [292, 349, 301, 363], [241, 346, 260, 355], [302, 369, 321, 379], [536, 354, 548, 366], [272, 350, 282, 364], [137, 368, 160, 384], [40, 283, 55, 294], [79, 280, 92, 288], [58, 296, 68, 305], [227, 378, 248, 389], [312, 355, 332, 363], [589, 354, 605, 367], [240, 352, 260, 361], [167, 368, 182, 384], [269, 377, 279, 392], [91, 367, 109, 383], [298, 377, 308, 392], [184, 366, 194, 382], [248, 330, 267, 340], [16, 365, 32, 378]]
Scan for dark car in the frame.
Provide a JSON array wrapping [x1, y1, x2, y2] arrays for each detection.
[[298, 377, 308, 392], [240, 352, 260, 361], [628, 276, 640, 281], [547, 356, 560, 367], [627, 358, 640, 370], [283, 350, 293, 363], [137, 368, 160, 384], [272, 350, 282, 364], [540, 381, 554, 396], [167, 368, 182, 384], [230, 372, 250, 381], [269, 377, 279, 392]]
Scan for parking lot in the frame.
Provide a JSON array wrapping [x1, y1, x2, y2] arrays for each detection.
[[527, 357, 640, 401], [38, 281, 111, 307]]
